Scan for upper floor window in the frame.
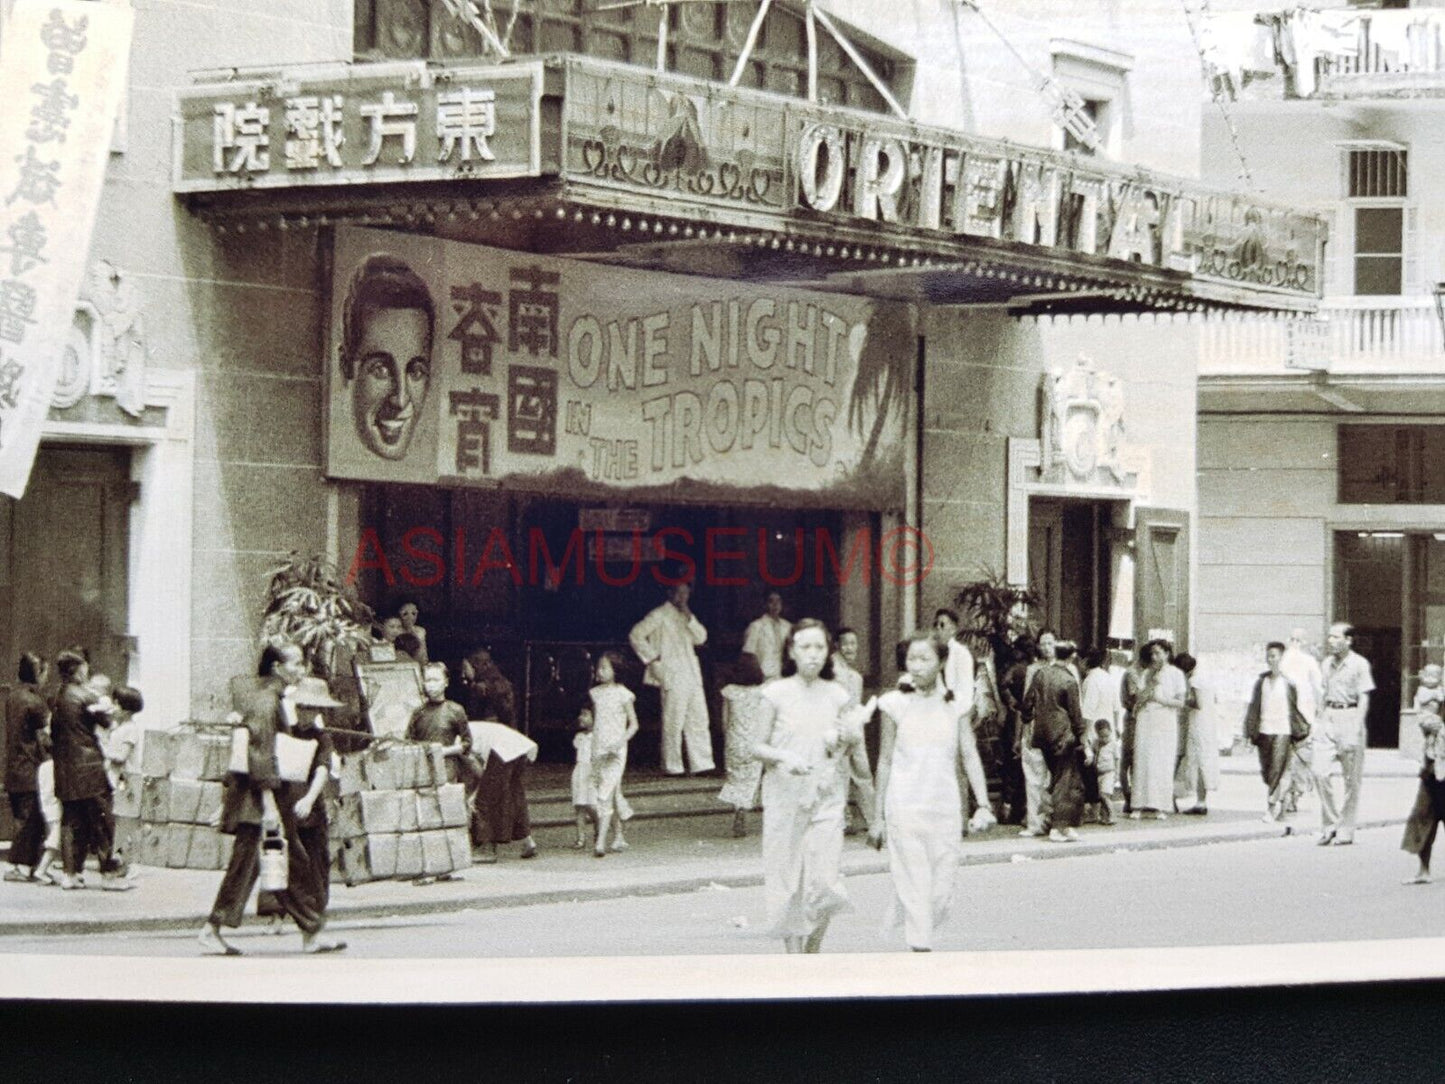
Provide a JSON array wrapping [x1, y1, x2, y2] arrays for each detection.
[[1337, 144, 1412, 297], [1339, 424, 1445, 503], [1050, 40, 1131, 159], [355, 0, 907, 115]]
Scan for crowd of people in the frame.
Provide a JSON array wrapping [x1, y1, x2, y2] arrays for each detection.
[[9, 587, 1440, 956], [5, 649, 144, 893]]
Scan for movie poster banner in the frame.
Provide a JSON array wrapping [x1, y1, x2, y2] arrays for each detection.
[[325, 226, 913, 509]]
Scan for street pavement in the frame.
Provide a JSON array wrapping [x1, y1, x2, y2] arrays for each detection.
[[1, 823, 1439, 958], [0, 748, 1426, 953]]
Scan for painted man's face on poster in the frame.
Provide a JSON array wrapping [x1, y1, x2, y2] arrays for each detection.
[[351, 306, 432, 460]]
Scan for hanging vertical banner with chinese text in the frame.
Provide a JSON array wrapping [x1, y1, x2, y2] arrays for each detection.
[[325, 226, 914, 509], [0, 0, 134, 498]]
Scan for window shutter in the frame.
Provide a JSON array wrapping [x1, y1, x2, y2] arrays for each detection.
[[1403, 204, 1420, 294]]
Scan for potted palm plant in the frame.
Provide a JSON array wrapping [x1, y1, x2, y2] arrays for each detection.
[[260, 551, 376, 682], [954, 569, 1040, 657]]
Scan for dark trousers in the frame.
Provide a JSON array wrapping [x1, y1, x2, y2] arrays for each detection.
[[999, 715, 1026, 825], [257, 821, 331, 917], [7, 791, 45, 870], [472, 753, 532, 846], [209, 822, 325, 935], [1256, 735, 1292, 805], [1401, 770, 1445, 870], [61, 793, 120, 876], [1121, 717, 1137, 813], [1042, 745, 1084, 830]]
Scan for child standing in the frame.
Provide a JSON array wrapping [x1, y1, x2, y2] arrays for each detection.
[[571, 708, 597, 848], [1091, 719, 1120, 826], [103, 687, 145, 876], [1415, 663, 1444, 721], [589, 652, 639, 857]]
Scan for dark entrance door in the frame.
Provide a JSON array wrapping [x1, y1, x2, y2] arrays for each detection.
[[1, 445, 133, 835], [1028, 497, 1114, 649], [1, 445, 134, 683], [1335, 531, 1404, 748]]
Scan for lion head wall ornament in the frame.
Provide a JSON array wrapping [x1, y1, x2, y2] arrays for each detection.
[[1040, 355, 1129, 486]]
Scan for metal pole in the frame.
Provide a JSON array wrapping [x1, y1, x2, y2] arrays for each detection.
[[805, 0, 818, 103], [728, 0, 772, 88], [812, 4, 907, 118]]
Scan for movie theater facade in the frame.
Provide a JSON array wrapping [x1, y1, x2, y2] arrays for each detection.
[[11, 2, 1325, 737]]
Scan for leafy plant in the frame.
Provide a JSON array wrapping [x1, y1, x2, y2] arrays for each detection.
[[260, 551, 375, 679], [954, 569, 1042, 656]]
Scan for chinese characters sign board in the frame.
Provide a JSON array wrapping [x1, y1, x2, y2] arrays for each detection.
[[325, 226, 912, 508], [173, 61, 542, 192], [0, 1, 133, 498]]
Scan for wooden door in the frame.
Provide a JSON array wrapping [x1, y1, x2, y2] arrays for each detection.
[[1134, 507, 1190, 652], [1028, 498, 1064, 633], [1, 445, 134, 685]]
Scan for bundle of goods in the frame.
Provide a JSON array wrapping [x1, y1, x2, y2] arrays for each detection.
[[113, 725, 234, 871], [117, 726, 472, 884], [332, 738, 472, 885]]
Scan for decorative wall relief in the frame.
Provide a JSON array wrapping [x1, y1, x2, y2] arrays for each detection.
[[83, 260, 148, 417], [1040, 355, 1140, 491]]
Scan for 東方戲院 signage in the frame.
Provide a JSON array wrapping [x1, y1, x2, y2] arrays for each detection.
[[324, 226, 912, 508], [175, 54, 1324, 305], [172, 60, 542, 193]]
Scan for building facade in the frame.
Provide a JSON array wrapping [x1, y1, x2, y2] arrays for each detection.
[[1196, 0, 1445, 745], [0, 1, 1321, 757]]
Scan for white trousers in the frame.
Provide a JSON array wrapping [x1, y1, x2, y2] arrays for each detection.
[[661, 681, 714, 774]]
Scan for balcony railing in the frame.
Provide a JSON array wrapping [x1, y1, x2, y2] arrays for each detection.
[[1202, 9, 1445, 100], [1199, 297, 1445, 376], [1318, 10, 1445, 87]]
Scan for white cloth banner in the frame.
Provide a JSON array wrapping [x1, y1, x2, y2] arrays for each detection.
[[0, 0, 134, 498]]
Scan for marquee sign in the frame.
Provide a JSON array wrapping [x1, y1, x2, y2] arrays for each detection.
[[176, 55, 1324, 306], [173, 60, 542, 193], [325, 227, 913, 508], [557, 58, 1324, 302]]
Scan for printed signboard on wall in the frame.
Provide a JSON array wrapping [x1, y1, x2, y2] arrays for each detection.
[[324, 226, 913, 509], [173, 61, 542, 193]]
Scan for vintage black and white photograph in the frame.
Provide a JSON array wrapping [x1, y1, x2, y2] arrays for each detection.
[[1, 0, 1444, 1005]]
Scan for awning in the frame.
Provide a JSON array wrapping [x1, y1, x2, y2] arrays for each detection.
[[174, 54, 1325, 317]]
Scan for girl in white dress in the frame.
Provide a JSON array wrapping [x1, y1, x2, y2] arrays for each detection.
[[752, 619, 875, 954], [871, 630, 992, 952], [588, 652, 638, 857]]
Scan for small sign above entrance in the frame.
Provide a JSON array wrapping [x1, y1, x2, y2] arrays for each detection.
[[579, 508, 651, 533]]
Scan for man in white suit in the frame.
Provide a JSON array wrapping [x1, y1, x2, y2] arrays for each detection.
[[630, 581, 715, 775]]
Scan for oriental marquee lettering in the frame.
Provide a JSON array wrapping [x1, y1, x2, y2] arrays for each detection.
[[794, 122, 1319, 292]]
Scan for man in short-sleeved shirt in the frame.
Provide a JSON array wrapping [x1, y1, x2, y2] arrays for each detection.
[[1314, 623, 1375, 846], [742, 592, 792, 683]]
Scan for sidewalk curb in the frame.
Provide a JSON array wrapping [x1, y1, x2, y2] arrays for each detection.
[[0, 815, 1405, 939]]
